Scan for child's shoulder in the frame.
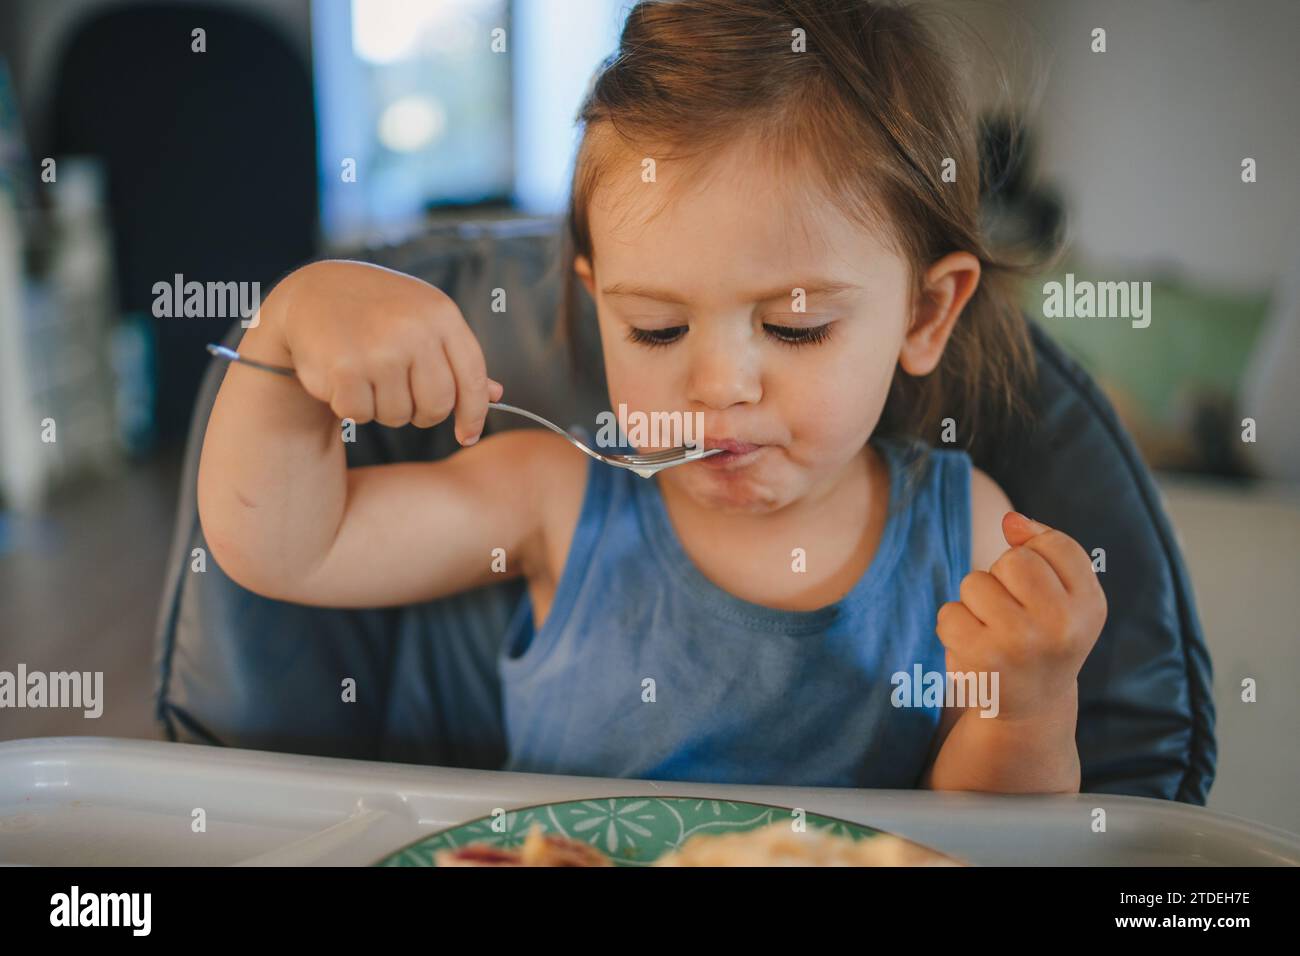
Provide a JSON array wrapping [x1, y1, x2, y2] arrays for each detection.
[[969, 463, 1013, 573], [879, 435, 1009, 574]]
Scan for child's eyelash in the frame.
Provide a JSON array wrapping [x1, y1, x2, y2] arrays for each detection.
[[766, 323, 834, 348], [626, 323, 834, 349], [625, 326, 683, 348]]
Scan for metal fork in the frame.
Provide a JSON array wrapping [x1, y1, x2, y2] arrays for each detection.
[[206, 343, 721, 477]]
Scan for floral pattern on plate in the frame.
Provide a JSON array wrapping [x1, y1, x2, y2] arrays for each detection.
[[375, 796, 883, 867]]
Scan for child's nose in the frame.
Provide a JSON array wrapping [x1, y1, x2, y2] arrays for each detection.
[[685, 330, 762, 409]]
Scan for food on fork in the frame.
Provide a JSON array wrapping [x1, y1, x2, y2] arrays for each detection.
[[433, 823, 612, 867]]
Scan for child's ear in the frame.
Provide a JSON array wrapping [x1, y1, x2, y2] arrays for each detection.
[[574, 255, 596, 298], [898, 252, 981, 376]]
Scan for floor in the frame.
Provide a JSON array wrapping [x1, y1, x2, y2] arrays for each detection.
[[1, 452, 1296, 835], [0, 448, 182, 742]]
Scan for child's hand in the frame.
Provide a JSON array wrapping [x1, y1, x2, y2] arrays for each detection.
[[935, 512, 1107, 721], [266, 259, 504, 445]]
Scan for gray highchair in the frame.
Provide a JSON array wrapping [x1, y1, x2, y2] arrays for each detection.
[[153, 217, 1216, 803]]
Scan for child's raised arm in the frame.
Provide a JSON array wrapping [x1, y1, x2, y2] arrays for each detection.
[[196, 260, 551, 608]]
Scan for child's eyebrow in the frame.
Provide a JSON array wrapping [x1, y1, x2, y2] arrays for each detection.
[[601, 279, 860, 305]]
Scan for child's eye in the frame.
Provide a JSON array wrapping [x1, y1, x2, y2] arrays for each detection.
[[764, 323, 834, 348], [626, 323, 834, 349], [626, 326, 687, 348]]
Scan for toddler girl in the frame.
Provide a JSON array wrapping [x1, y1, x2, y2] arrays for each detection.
[[198, 0, 1106, 793]]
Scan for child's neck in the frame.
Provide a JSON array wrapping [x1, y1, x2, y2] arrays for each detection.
[[649, 441, 890, 612], [656, 441, 881, 544]]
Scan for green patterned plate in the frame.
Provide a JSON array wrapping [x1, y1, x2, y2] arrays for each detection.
[[374, 796, 945, 867]]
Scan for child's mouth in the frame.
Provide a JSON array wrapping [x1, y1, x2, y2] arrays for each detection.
[[700, 439, 764, 468]]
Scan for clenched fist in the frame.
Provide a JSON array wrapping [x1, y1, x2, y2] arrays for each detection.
[[936, 512, 1107, 721], [257, 259, 504, 445]]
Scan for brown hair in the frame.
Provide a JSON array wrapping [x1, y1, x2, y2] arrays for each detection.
[[556, 0, 1049, 465]]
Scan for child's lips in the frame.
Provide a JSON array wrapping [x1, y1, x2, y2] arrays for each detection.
[[700, 439, 765, 468]]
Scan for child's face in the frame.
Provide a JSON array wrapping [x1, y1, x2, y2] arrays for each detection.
[[575, 141, 975, 516]]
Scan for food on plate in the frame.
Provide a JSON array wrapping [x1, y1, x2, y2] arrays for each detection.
[[652, 821, 961, 867], [433, 823, 612, 867], [433, 819, 960, 867]]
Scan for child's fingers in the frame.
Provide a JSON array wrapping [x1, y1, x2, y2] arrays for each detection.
[[409, 344, 456, 429], [440, 330, 491, 445], [1001, 510, 1047, 548], [1001, 512, 1096, 597], [989, 544, 1067, 613], [935, 599, 985, 653], [372, 363, 415, 427], [293, 361, 331, 406], [1007, 514, 1096, 596], [957, 570, 1024, 627], [328, 369, 375, 424], [1021, 530, 1097, 597]]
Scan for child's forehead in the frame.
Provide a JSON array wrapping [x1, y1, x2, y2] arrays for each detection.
[[587, 150, 898, 282]]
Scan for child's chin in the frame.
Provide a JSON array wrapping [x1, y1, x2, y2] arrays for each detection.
[[678, 471, 786, 514]]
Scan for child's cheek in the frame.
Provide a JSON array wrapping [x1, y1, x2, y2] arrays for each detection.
[[602, 363, 654, 413], [784, 370, 888, 449]]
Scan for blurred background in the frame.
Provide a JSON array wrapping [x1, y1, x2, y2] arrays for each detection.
[[0, 0, 1297, 831]]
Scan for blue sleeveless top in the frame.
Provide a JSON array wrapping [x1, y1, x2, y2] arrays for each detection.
[[499, 432, 972, 788]]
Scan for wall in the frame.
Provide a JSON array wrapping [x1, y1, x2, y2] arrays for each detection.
[[1003, 0, 1299, 292]]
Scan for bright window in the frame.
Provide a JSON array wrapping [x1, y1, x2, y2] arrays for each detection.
[[312, 0, 629, 247]]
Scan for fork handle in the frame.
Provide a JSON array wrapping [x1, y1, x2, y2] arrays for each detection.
[[485, 401, 579, 439], [206, 343, 296, 377]]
